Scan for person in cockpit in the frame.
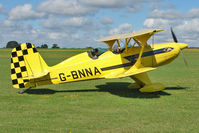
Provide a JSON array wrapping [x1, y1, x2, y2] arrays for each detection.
[[91, 48, 99, 59], [114, 46, 121, 54]]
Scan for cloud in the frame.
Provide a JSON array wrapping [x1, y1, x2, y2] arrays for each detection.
[[109, 23, 133, 35], [143, 18, 183, 29], [80, 0, 159, 13], [176, 19, 199, 32], [37, 0, 97, 16], [128, 4, 142, 12], [143, 9, 199, 47], [0, 4, 6, 14], [37, 0, 156, 17], [0, 20, 32, 32], [100, 17, 113, 24], [175, 19, 199, 45], [186, 8, 199, 18], [1, 0, 198, 48], [147, 9, 183, 19], [41, 16, 98, 32], [150, 2, 176, 10], [0, 20, 44, 46], [80, 0, 152, 9], [41, 16, 90, 28], [0, 19, 87, 48], [8, 4, 45, 20], [39, 16, 100, 47], [80, 0, 129, 8]]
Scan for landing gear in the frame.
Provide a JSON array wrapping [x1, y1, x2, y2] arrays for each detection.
[[18, 88, 31, 94], [128, 73, 166, 92], [139, 83, 165, 92], [128, 82, 165, 92]]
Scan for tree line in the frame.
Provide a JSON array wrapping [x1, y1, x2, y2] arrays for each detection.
[[6, 41, 60, 48]]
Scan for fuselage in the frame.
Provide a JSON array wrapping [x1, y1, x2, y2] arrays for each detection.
[[37, 42, 187, 86]]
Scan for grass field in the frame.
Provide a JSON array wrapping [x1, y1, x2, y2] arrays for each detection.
[[0, 48, 199, 133]]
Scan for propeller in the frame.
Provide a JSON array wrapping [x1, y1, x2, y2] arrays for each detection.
[[170, 27, 189, 68], [171, 27, 178, 43], [180, 50, 189, 68]]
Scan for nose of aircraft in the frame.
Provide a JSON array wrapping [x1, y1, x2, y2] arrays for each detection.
[[178, 43, 188, 49]]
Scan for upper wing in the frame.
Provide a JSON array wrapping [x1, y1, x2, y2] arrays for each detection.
[[96, 29, 163, 49]]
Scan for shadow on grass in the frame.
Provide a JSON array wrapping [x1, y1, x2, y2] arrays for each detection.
[[165, 86, 189, 90], [24, 82, 187, 98], [96, 82, 171, 98]]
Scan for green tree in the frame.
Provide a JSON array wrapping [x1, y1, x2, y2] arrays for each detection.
[[86, 46, 93, 49], [41, 44, 48, 48], [6, 41, 19, 48], [52, 44, 60, 48]]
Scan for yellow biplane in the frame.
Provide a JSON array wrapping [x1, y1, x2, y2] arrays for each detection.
[[10, 28, 188, 94]]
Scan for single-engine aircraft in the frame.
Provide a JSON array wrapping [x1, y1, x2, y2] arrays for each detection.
[[10, 28, 188, 94]]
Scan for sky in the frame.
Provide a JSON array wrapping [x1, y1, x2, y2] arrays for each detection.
[[0, 0, 199, 48]]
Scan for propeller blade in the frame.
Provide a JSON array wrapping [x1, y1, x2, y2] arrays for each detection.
[[180, 49, 189, 68], [171, 27, 178, 43]]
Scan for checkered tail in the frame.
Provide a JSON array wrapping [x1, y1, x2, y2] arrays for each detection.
[[10, 43, 49, 88]]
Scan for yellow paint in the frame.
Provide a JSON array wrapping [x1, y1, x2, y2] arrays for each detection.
[[10, 29, 188, 92], [139, 83, 165, 92]]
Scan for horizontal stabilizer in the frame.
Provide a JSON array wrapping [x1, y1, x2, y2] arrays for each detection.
[[23, 71, 49, 80]]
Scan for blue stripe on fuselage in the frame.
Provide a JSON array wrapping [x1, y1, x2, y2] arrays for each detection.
[[101, 47, 174, 71], [124, 47, 173, 62]]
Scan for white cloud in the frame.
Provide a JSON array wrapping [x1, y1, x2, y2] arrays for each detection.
[[150, 2, 176, 10], [1, 0, 198, 48], [176, 19, 199, 33], [143, 18, 182, 29], [0, 19, 90, 48], [37, 0, 97, 16], [128, 4, 142, 12], [37, 0, 156, 17], [41, 16, 97, 32], [8, 4, 45, 20], [186, 8, 199, 18], [143, 9, 199, 47], [176, 19, 199, 46], [0, 20, 43, 46], [100, 17, 113, 24], [109, 23, 133, 35], [80, 0, 128, 8], [0, 20, 32, 32], [39, 16, 99, 47], [80, 0, 152, 9], [0, 4, 6, 14], [147, 9, 183, 19]]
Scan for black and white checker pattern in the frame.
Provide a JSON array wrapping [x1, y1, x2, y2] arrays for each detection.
[[10, 43, 38, 88]]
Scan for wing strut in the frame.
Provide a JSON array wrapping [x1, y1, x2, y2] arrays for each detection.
[[125, 31, 155, 73]]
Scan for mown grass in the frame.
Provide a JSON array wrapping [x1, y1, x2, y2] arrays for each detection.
[[0, 48, 199, 133]]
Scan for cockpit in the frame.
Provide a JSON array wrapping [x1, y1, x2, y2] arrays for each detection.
[[88, 39, 141, 59], [111, 39, 140, 54], [88, 48, 107, 59]]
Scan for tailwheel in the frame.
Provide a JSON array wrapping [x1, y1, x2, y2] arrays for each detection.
[[18, 88, 31, 94], [139, 83, 165, 92]]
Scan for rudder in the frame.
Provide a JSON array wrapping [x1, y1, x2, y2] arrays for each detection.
[[10, 43, 49, 88]]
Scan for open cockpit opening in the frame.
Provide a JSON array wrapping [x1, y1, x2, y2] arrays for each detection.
[[111, 38, 142, 54], [88, 48, 107, 59]]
